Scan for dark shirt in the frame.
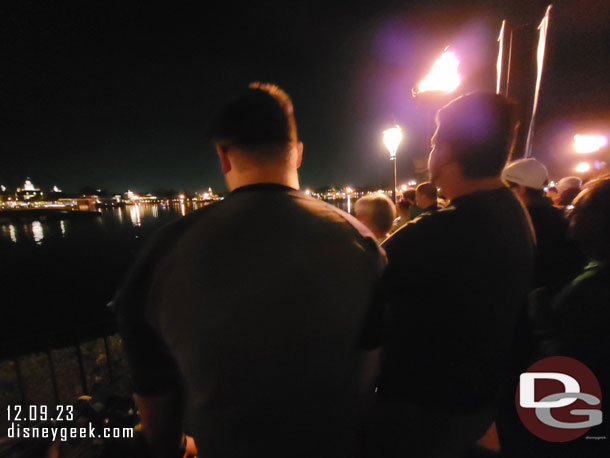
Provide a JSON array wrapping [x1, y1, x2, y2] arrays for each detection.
[[421, 203, 441, 214], [377, 187, 534, 412], [114, 183, 385, 458], [526, 195, 582, 290], [541, 262, 610, 391]]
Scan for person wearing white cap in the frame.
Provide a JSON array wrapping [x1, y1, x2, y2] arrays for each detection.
[[555, 176, 583, 209], [502, 158, 582, 289], [502, 158, 550, 202]]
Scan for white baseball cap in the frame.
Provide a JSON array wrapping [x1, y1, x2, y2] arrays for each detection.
[[557, 176, 582, 191], [502, 158, 549, 190]]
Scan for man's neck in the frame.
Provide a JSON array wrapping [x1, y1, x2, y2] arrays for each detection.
[[447, 177, 504, 201], [226, 168, 300, 192]]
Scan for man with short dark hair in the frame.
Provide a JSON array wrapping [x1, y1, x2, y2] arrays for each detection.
[[368, 92, 535, 457], [115, 83, 385, 458], [415, 181, 440, 213]]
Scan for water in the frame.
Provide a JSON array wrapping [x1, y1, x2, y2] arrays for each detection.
[[0, 203, 202, 346], [0, 199, 353, 348]]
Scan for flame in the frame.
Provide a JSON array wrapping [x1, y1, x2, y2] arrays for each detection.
[[573, 135, 608, 154], [417, 51, 461, 94]]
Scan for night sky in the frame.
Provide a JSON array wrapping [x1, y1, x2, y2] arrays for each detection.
[[3, 0, 609, 194]]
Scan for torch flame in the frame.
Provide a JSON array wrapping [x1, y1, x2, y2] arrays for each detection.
[[417, 51, 461, 94], [573, 135, 608, 154]]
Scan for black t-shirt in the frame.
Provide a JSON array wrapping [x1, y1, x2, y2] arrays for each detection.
[[377, 187, 535, 412], [526, 196, 583, 290], [114, 183, 385, 458]]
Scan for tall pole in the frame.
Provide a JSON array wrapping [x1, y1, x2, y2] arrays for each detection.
[[525, 5, 552, 158], [392, 158, 397, 203]]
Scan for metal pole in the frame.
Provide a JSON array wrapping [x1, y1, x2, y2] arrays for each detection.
[[392, 158, 397, 204], [46, 348, 60, 404], [505, 30, 514, 98], [103, 335, 114, 383]]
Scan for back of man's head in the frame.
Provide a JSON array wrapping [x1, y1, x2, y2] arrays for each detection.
[[416, 182, 437, 200], [435, 92, 517, 179], [208, 82, 297, 163], [354, 193, 396, 240]]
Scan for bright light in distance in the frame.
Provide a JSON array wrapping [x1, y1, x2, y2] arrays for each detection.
[[383, 126, 403, 159], [573, 134, 608, 154], [417, 51, 461, 94], [345, 187, 353, 193], [408, 180, 417, 187], [575, 162, 591, 173], [305, 189, 311, 195], [401, 184, 407, 191]]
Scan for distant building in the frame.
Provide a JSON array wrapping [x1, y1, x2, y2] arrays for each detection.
[[16, 178, 42, 201]]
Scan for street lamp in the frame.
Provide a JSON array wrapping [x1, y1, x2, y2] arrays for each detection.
[[415, 50, 461, 95], [383, 125, 403, 203], [573, 134, 608, 154]]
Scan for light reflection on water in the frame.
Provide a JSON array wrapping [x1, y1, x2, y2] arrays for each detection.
[[129, 204, 142, 227], [0, 200, 347, 246], [31, 221, 44, 245]]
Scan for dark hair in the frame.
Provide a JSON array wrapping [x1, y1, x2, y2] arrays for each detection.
[[435, 92, 517, 179], [569, 175, 610, 261], [208, 82, 297, 161], [397, 198, 412, 210], [402, 189, 416, 203], [557, 187, 581, 207], [525, 187, 544, 200], [416, 182, 437, 199]]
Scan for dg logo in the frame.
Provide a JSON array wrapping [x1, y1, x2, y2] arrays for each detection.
[[516, 356, 602, 442]]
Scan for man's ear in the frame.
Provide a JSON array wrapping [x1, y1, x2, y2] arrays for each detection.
[[216, 145, 232, 175], [296, 141, 303, 168]]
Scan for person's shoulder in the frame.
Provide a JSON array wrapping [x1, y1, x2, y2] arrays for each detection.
[[383, 205, 456, 250], [144, 200, 224, 255], [295, 194, 386, 264], [554, 263, 610, 308]]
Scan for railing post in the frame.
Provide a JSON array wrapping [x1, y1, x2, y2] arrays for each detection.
[[46, 346, 60, 404], [75, 343, 88, 395], [13, 356, 26, 404], [103, 335, 114, 383]]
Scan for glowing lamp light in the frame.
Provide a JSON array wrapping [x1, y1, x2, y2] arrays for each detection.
[[383, 126, 403, 159], [575, 162, 591, 173], [346, 187, 353, 194], [417, 51, 461, 94], [573, 134, 608, 154]]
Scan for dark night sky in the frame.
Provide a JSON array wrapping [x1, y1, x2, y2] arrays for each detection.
[[2, 0, 609, 193]]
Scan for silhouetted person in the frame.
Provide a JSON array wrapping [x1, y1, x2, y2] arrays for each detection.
[[500, 176, 610, 457], [391, 190, 414, 232], [554, 176, 582, 210], [538, 176, 610, 456], [502, 158, 583, 290], [415, 181, 440, 213], [115, 83, 385, 458], [368, 93, 534, 458], [355, 193, 396, 243]]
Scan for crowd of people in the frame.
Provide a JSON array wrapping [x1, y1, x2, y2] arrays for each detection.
[[114, 83, 609, 458]]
